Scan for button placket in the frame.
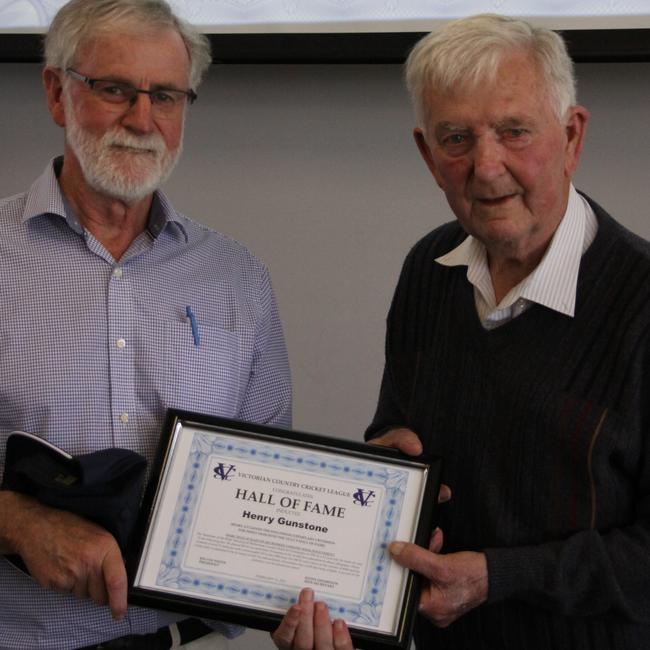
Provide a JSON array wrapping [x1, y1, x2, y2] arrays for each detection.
[[107, 265, 137, 439]]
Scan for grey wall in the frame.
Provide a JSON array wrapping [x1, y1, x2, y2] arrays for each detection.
[[3, 62, 648, 440], [1, 60, 649, 648]]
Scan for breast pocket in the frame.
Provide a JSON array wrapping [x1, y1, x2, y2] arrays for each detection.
[[164, 322, 247, 418]]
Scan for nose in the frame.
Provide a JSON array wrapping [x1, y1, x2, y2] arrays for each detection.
[[120, 92, 154, 134], [471, 134, 506, 181]]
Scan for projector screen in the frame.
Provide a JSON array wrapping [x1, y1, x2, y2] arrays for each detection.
[[0, 1, 649, 32], [0, 0, 648, 62]]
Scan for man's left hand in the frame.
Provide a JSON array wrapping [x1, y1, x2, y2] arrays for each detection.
[[389, 529, 488, 628]]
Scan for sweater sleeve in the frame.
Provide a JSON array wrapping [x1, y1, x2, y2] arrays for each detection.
[[485, 517, 650, 622], [485, 335, 650, 623]]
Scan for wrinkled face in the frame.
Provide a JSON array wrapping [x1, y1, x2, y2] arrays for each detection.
[[61, 27, 190, 202], [416, 50, 587, 257]]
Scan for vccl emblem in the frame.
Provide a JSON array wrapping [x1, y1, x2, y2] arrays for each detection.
[[352, 488, 376, 507], [213, 462, 237, 481]]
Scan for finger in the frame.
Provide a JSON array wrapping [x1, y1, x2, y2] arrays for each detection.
[[272, 604, 302, 649], [417, 579, 447, 627], [87, 567, 109, 607], [389, 541, 438, 579], [72, 575, 89, 600], [370, 428, 423, 456], [332, 619, 354, 650], [438, 484, 452, 503], [429, 527, 444, 554], [293, 588, 315, 649], [102, 547, 128, 621], [313, 601, 333, 649]]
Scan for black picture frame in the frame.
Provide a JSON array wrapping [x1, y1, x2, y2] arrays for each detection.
[[127, 409, 442, 650]]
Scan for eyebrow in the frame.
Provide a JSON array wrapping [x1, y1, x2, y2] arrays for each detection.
[[494, 117, 531, 128], [435, 122, 470, 132], [92, 74, 187, 92], [434, 122, 471, 139], [434, 116, 536, 135]]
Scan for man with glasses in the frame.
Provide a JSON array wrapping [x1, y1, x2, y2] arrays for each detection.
[[0, 1, 291, 648]]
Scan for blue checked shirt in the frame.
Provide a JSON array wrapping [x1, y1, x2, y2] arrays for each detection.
[[0, 158, 292, 649]]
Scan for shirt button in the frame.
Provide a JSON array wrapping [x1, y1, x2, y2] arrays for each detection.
[[113, 267, 123, 279], [116, 338, 126, 349], [120, 412, 129, 424]]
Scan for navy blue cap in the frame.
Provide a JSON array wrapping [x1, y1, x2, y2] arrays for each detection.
[[2, 432, 147, 553]]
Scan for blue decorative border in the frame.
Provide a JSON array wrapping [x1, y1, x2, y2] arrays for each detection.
[[156, 431, 409, 626]]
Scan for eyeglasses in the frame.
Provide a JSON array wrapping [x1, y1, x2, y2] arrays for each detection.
[[65, 68, 197, 113]]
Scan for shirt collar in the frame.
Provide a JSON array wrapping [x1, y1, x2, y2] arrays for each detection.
[[436, 184, 596, 318], [518, 186, 592, 317], [22, 156, 188, 242]]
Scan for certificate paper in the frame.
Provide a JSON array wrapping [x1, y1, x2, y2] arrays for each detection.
[[130, 411, 441, 650]]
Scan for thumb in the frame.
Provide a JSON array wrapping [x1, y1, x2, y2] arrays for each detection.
[[389, 541, 438, 579]]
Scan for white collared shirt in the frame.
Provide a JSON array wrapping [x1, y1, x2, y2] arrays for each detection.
[[435, 185, 598, 329]]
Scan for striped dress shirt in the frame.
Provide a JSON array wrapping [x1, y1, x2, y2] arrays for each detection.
[[0, 158, 291, 649], [436, 185, 598, 328]]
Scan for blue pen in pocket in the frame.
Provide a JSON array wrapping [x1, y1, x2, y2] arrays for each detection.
[[186, 306, 200, 346]]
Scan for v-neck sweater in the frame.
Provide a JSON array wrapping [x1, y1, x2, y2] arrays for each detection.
[[367, 195, 650, 649]]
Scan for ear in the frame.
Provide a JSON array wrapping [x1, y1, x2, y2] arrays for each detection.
[[414, 127, 444, 188], [563, 105, 589, 178], [43, 66, 67, 128]]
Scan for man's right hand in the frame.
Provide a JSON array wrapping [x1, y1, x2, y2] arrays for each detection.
[[272, 588, 354, 650], [0, 490, 127, 620], [370, 428, 451, 503]]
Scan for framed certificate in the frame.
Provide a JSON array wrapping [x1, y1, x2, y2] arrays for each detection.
[[128, 410, 442, 650]]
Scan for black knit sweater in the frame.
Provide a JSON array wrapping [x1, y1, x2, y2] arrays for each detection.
[[367, 196, 650, 649]]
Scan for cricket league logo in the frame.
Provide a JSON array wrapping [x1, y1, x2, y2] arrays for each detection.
[[213, 462, 237, 481], [352, 488, 375, 507]]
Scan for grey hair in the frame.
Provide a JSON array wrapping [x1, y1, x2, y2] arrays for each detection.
[[405, 14, 576, 133], [44, 0, 211, 89]]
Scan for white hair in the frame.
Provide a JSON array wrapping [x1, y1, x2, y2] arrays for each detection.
[[44, 0, 211, 89], [405, 14, 577, 132]]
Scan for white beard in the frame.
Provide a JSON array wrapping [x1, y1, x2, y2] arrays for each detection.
[[65, 104, 182, 203]]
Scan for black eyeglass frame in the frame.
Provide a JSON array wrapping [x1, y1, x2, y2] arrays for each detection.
[[65, 67, 198, 106]]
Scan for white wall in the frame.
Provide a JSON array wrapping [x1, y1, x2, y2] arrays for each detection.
[[1, 60, 649, 649]]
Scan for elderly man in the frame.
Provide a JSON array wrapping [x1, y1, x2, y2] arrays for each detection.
[[273, 13, 650, 650], [0, 1, 290, 648]]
